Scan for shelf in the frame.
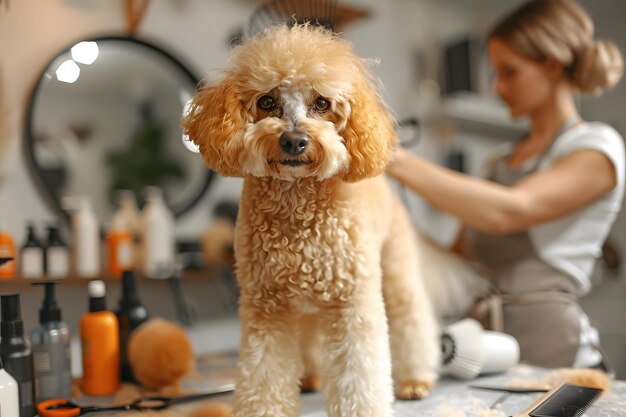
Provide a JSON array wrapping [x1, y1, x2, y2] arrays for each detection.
[[0, 268, 226, 288]]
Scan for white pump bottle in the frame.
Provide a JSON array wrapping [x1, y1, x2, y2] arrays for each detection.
[[64, 196, 100, 278], [139, 187, 175, 279]]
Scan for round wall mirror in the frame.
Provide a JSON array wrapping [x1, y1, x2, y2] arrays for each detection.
[[24, 36, 214, 222]]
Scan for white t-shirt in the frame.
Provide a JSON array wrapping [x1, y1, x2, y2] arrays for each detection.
[[529, 121, 625, 295]]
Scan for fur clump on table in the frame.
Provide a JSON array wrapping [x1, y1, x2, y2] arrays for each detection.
[[112, 318, 233, 417], [507, 367, 611, 394], [435, 368, 611, 417]]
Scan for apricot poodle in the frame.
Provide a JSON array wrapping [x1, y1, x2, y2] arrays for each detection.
[[183, 24, 440, 417]]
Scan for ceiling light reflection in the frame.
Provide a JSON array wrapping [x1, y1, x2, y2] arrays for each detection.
[[71, 41, 99, 65], [55, 60, 80, 83]]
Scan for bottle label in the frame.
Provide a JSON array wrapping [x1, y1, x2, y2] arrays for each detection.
[[117, 240, 133, 269], [33, 344, 72, 399], [21, 249, 43, 278], [20, 381, 32, 407], [0, 243, 15, 276], [47, 248, 69, 278]]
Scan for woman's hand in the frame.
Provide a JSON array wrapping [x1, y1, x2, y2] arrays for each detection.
[[386, 146, 413, 179]]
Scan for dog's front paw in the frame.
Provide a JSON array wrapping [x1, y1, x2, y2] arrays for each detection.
[[396, 380, 433, 400], [299, 373, 322, 393]]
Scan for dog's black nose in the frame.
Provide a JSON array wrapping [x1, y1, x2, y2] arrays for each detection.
[[279, 131, 308, 155]]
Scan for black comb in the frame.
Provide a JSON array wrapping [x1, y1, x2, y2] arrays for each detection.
[[529, 384, 602, 417], [512, 383, 603, 417]]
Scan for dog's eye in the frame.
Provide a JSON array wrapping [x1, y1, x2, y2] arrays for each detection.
[[257, 95, 275, 111], [314, 97, 330, 112]]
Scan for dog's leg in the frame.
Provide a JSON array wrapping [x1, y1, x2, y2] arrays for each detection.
[[382, 201, 440, 400], [299, 313, 323, 392], [320, 275, 395, 417], [233, 296, 302, 417]]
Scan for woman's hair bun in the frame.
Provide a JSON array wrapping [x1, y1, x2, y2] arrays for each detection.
[[571, 40, 624, 95]]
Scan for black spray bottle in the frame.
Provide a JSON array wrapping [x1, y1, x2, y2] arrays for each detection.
[[0, 293, 35, 417], [115, 270, 149, 382], [30, 281, 72, 401]]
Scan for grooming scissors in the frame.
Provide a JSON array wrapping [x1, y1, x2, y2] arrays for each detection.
[[37, 383, 235, 417]]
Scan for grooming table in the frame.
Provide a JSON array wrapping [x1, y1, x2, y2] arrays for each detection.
[[191, 351, 626, 417]]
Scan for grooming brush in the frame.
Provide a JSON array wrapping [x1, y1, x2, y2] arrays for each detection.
[[441, 318, 485, 379], [511, 382, 603, 417]]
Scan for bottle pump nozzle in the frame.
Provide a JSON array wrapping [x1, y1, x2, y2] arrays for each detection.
[[32, 280, 62, 324]]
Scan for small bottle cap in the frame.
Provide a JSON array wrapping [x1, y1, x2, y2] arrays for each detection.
[[120, 270, 144, 309], [88, 280, 106, 298], [47, 226, 61, 243], [25, 223, 39, 244]]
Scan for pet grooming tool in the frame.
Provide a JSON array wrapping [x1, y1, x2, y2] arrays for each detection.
[[37, 383, 235, 417], [441, 318, 520, 379], [511, 382, 602, 417]]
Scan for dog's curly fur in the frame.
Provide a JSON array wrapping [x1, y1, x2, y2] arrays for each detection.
[[184, 24, 440, 417]]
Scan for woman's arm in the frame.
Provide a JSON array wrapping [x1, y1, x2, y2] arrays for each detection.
[[386, 147, 617, 235]]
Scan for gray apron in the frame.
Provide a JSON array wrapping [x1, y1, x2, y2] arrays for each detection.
[[465, 119, 584, 368]]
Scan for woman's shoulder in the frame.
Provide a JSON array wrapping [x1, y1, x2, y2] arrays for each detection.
[[582, 121, 623, 140], [553, 121, 625, 156]]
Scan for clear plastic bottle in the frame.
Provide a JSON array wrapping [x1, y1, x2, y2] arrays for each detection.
[[30, 281, 72, 401]]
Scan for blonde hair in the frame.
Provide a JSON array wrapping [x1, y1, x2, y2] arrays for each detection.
[[489, 0, 624, 95]]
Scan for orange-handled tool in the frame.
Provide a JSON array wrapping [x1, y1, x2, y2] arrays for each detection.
[[37, 383, 235, 417]]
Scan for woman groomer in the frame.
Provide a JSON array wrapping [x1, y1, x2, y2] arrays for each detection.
[[387, 0, 624, 368]]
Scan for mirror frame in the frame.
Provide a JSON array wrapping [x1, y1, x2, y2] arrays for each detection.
[[23, 35, 215, 222]]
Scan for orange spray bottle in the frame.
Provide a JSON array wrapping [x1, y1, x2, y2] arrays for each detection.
[[0, 229, 16, 279], [80, 280, 120, 395]]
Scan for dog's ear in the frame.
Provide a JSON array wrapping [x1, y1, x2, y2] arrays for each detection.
[[340, 77, 397, 182], [183, 75, 246, 177]]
